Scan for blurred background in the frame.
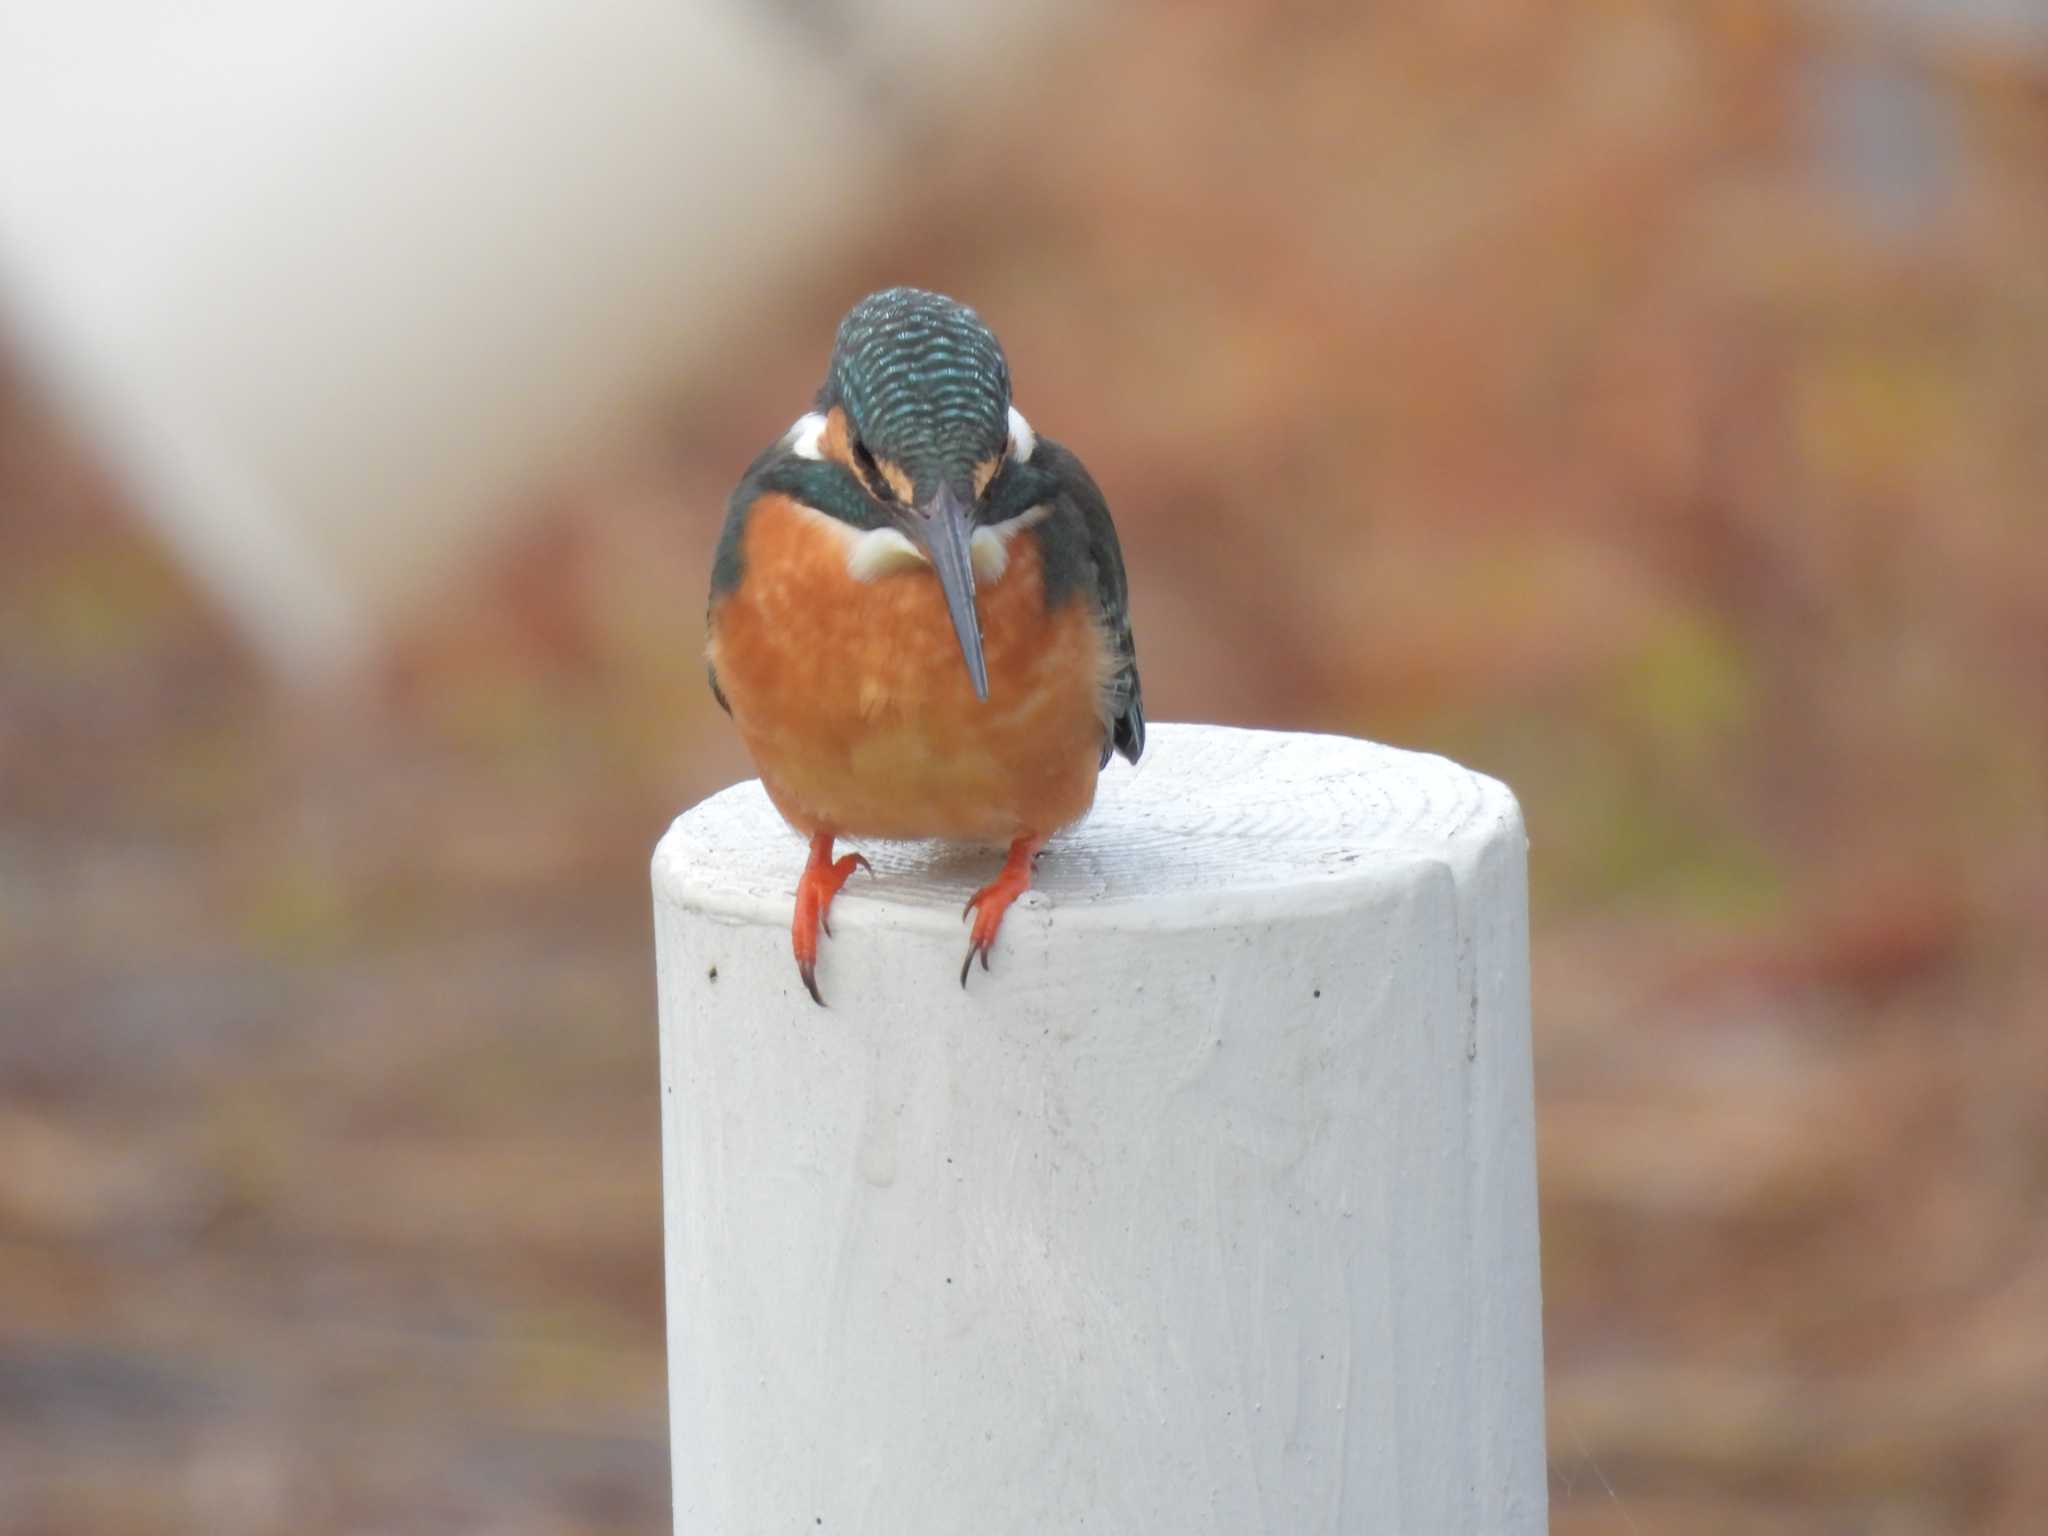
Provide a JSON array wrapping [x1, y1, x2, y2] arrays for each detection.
[[2, 2, 2044, 1532]]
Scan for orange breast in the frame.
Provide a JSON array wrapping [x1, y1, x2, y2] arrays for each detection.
[[707, 494, 1110, 843]]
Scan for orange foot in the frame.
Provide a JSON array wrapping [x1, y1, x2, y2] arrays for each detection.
[[961, 834, 1044, 987], [792, 831, 872, 1006]]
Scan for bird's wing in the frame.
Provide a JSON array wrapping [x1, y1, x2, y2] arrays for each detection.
[[704, 447, 774, 715], [998, 437, 1145, 767], [706, 440, 882, 715]]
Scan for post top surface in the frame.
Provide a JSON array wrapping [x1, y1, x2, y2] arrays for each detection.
[[654, 724, 1520, 931]]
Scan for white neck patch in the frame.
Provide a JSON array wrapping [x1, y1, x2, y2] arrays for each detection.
[[787, 412, 828, 461], [965, 503, 1050, 583], [1007, 405, 1036, 464], [846, 527, 925, 581], [822, 503, 1053, 585]]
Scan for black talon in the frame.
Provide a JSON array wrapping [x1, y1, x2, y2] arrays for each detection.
[[960, 938, 998, 988], [800, 961, 825, 1007]]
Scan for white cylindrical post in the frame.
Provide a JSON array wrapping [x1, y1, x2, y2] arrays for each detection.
[[652, 724, 1546, 1534]]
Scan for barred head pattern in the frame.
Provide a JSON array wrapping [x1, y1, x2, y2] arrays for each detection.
[[826, 288, 1012, 493]]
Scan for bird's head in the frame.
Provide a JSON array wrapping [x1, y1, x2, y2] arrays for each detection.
[[812, 286, 1022, 700]]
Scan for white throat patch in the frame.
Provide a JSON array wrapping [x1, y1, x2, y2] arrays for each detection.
[[817, 505, 1054, 585], [846, 527, 925, 581]]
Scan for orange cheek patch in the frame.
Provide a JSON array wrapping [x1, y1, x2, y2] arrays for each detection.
[[820, 406, 853, 468], [820, 405, 914, 504], [878, 459, 914, 505]]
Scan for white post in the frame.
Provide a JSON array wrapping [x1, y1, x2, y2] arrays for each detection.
[[651, 724, 1546, 1534]]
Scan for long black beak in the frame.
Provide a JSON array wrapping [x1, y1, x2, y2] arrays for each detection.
[[904, 482, 989, 701]]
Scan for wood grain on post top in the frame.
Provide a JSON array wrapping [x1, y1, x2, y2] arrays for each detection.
[[656, 722, 1517, 936], [652, 723, 1546, 1535]]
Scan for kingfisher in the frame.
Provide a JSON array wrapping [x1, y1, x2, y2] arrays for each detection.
[[705, 286, 1144, 1004]]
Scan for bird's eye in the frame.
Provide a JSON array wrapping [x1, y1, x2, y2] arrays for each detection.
[[851, 439, 893, 501]]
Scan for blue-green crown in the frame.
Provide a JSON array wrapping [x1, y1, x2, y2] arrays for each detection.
[[825, 287, 1011, 490]]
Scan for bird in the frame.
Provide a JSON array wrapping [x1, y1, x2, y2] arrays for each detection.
[[705, 286, 1144, 1004]]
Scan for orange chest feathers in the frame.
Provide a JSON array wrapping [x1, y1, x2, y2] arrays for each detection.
[[707, 494, 1112, 843]]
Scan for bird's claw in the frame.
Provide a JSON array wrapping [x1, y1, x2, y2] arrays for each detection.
[[792, 844, 873, 1006], [821, 854, 874, 940], [958, 938, 995, 988], [959, 842, 1036, 989]]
